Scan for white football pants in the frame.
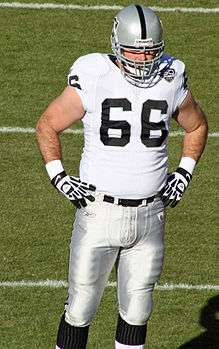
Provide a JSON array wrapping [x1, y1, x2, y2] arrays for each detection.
[[64, 192, 165, 327]]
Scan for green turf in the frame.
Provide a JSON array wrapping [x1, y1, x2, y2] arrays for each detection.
[[0, 1, 218, 348], [4, 0, 219, 8]]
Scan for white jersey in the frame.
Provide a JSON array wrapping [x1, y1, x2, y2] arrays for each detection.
[[67, 53, 188, 199]]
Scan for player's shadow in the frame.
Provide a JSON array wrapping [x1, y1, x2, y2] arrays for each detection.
[[179, 295, 219, 349]]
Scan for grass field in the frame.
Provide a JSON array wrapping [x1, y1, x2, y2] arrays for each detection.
[[0, 1, 218, 349]]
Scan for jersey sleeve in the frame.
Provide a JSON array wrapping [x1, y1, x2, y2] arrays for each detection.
[[67, 56, 94, 112], [172, 61, 189, 112]]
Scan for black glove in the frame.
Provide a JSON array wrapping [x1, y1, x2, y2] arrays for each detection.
[[51, 171, 96, 209], [160, 167, 192, 208]]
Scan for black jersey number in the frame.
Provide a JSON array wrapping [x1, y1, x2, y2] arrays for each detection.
[[100, 98, 168, 147], [141, 99, 168, 147], [100, 98, 131, 146]]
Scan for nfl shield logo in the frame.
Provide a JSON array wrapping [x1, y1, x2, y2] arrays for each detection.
[[163, 68, 175, 82]]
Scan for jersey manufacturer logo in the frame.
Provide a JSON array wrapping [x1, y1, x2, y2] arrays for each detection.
[[163, 68, 175, 82]]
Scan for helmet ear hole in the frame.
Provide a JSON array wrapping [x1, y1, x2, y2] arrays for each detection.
[[111, 5, 164, 87]]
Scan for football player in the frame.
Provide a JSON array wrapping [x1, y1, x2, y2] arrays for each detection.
[[36, 4, 208, 349]]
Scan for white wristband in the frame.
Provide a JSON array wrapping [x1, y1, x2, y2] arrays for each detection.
[[45, 160, 65, 180], [179, 156, 196, 175]]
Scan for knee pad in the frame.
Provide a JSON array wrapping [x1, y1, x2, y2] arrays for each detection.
[[65, 307, 92, 327], [65, 290, 97, 327], [119, 289, 153, 325], [65, 285, 106, 326], [115, 314, 147, 345]]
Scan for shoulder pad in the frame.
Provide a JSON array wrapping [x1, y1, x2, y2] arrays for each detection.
[[160, 53, 176, 66], [171, 59, 186, 77], [71, 53, 110, 77], [159, 54, 186, 85], [161, 54, 185, 75]]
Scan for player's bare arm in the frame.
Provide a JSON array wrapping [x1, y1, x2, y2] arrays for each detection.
[[161, 91, 208, 207], [36, 86, 96, 209], [36, 86, 84, 164], [175, 90, 208, 161]]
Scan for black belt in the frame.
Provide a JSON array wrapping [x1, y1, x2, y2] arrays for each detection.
[[103, 195, 155, 207]]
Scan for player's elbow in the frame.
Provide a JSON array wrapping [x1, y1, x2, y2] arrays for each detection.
[[185, 111, 208, 138], [199, 115, 208, 141], [36, 117, 46, 140], [202, 116, 208, 132], [35, 116, 44, 135], [36, 113, 54, 136]]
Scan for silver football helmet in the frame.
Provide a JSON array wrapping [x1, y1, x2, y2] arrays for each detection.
[[111, 4, 164, 87]]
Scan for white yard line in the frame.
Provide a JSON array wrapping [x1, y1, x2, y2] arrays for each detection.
[[0, 126, 83, 134], [0, 127, 218, 137], [0, 280, 218, 291], [0, 2, 218, 13]]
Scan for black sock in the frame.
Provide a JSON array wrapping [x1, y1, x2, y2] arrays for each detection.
[[56, 314, 89, 349], [115, 314, 147, 345]]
